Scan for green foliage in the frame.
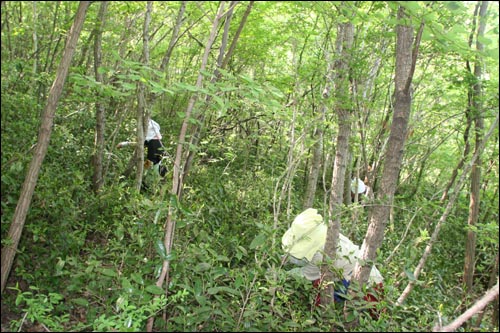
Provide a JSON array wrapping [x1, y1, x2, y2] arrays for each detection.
[[92, 294, 167, 332], [8, 285, 75, 332], [1, 1, 498, 332]]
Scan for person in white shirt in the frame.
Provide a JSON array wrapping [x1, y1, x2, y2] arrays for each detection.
[[117, 119, 166, 176], [144, 119, 163, 168]]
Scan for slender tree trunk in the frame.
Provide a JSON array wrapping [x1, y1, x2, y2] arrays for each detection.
[[182, 1, 253, 184], [352, 6, 421, 286], [303, 106, 324, 209], [146, 3, 227, 331], [0, 1, 90, 294], [320, 18, 355, 306], [134, 1, 152, 191], [464, 0, 488, 294], [396, 113, 498, 305], [160, 1, 187, 72], [92, 1, 108, 193], [31, 2, 38, 87]]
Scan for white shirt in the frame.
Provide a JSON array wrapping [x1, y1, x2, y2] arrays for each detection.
[[145, 119, 162, 141]]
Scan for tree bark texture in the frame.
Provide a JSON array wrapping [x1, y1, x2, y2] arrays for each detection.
[[134, 1, 152, 192], [0, 1, 90, 294], [352, 5, 416, 286], [92, 1, 108, 193], [147, 2, 227, 331], [464, 0, 488, 293], [321, 20, 354, 305]]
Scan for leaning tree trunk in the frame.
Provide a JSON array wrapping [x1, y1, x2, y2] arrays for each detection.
[[182, 1, 253, 186], [0, 1, 90, 294], [320, 18, 355, 306], [146, 2, 227, 331], [92, 1, 108, 193], [351, 5, 421, 286], [433, 281, 499, 333], [396, 112, 498, 305]]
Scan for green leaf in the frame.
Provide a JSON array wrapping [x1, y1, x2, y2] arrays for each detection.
[[121, 278, 134, 294], [216, 255, 230, 262], [195, 294, 207, 306], [195, 262, 211, 272], [249, 233, 266, 249], [207, 286, 239, 296], [404, 268, 416, 281], [71, 298, 89, 307], [100, 268, 118, 277], [131, 273, 144, 285], [145, 285, 164, 295], [155, 239, 168, 260]]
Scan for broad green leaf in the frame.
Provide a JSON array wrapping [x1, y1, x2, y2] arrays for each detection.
[[145, 285, 164, 295], [100, 268, 118, 277], [207, 286, 239, 295], [131, 273, 144, 285], [404, 268, 416, 281], [121, 278, 134, 294], [195, 262, 211, 272], [249, 233, 266, 249]]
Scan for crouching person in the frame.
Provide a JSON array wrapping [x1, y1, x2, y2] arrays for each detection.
[[281, 208, 384, 318]]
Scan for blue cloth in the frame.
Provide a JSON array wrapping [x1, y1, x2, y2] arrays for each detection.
[[333, 279, 350, 302]]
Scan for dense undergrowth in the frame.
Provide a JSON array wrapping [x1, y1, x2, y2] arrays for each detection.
[[1, 55, 498, 332], [1, 122, 498, 332]]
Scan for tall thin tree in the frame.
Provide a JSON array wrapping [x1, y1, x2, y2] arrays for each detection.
[[464, 0, 489, 294], [146, 2, 228, 331], [92, 1, 109, 193], [351, 4, 422, 287], [0, 1, 91, 294], [320, 5, 355, 305]]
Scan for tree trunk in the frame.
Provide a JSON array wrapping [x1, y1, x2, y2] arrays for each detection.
[[0, 1, 90, 294], [396, 112, 498, 305], [146, 2, 227, 331], [320, 19, 355, 306], [92, 1, 108, 193], [352, 5, 420, 286], [464, 0, 488, 294], [134, 1, 152, 192]]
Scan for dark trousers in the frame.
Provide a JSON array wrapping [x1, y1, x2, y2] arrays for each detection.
[[145, 139, 163, 165], [144, 139, 166, 177]]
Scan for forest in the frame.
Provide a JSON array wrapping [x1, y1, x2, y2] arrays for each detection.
[[1, 1, 499, 332]]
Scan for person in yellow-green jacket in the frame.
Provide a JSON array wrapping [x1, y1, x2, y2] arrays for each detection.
[[282, 208, 384, 317]]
